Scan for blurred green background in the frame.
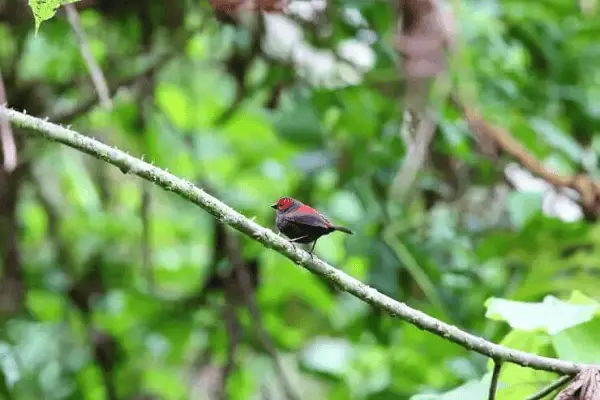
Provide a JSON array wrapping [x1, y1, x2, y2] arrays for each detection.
[[0, 0, 599, 399]]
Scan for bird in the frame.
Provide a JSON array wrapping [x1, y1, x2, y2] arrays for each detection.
[[271, 196, 354, 254]]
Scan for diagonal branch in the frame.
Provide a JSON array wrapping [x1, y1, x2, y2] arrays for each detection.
[[49, 49, 177, 123], [64, 3, 112, 109], [0, 106, 591, 376], [390, 114, 437, 199], [453, 100, 600, 221], [526, 375, 573, 400]]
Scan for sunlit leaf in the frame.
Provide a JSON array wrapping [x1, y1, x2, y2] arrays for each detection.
[[301, 337, 354, 376], [484, 295, 599, 334]]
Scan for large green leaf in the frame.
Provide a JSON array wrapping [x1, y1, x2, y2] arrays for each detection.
[[484, 295, 599, 334]]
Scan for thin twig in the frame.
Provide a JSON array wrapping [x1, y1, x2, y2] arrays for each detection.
[[50, 48, 176, 123], [64, 4, 112, 109], [141, 181, 153, 291], [525, 375, 573, 400], [0, 69, 17, 172], [0, 106, 591, 376], [390, 112, 437, 200], [139, 96, 155, 293], [220, 298, 241, 400], [488, 361, 502, 400]]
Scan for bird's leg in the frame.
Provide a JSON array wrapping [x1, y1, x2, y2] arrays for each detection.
[[308, 240, 317, 257], [288, 235, 309, 243]]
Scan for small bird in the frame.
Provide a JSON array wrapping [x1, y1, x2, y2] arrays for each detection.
[[271, 196, 354, 254]]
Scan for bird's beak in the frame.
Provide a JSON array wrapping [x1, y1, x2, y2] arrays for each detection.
[[270, 203, 277, 209]]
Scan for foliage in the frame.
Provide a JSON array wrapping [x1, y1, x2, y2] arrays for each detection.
[[28, 0, 80, 33], [1, 0, 599, 399]]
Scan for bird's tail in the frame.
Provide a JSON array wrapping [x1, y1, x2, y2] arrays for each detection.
[[332, 225, 354, 235]]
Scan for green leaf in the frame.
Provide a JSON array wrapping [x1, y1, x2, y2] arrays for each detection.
[[258, 251, 334, 315], [410, 374, 490, 400], [155, 83, 194, 131], [25, 291, 64, 323], [142, 367, 187, 400], [301, 337, 354, 376], [484, 295, 599, 334], [344, 345, 392, 397], [506, 191, 543, 230], [273, 91, 323, 147], [566, 290, 600, 307], [530, 118, 582, 162], [29, 0, 80, 34], [552, 317, 600, 364], [492, 330, 557, 399]]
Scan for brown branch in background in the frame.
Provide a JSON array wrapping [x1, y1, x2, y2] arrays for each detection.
[[222, 227, 301, 400], [455, 100, 600, 221], [213, 13, 265, 126], [141, 181, 153, 291], [526, 375, 573, 400], [390, 116, 437, 199], [220, 290, 242, 399], [488, 361, 502, 400], [0, 69, 17, 172], [31, 169, 123, 399], [138, 77, 157, 292], [64, 3, 112, 109], [462, 107, 570, 186], [396, 0, 454, 107], [390, 0, 455, 201], [0, 163, 26, 315], [68, 256, 120, 400]]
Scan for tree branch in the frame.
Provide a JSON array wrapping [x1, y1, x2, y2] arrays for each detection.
[[0, 106, 591, 376], [488, 361, 502, 400], [526, 375, 573, 400], [390, 113, 437, 200], [0, 69, 17, 172], [222, 227, 301, 400], [220, 297, 241, 400], [64, 4, 113, 109], [453, 100, 600, 221], [49, 49, 176, 123]]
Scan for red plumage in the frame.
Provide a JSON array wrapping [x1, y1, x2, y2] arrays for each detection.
[[271, 197, 354, 254]]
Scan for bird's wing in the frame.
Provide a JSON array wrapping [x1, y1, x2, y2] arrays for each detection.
[[287, 207, 332, 229]]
